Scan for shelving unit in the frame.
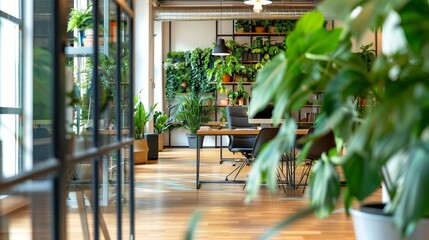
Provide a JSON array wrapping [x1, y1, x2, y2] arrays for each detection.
[[293, 93, 323, 126]]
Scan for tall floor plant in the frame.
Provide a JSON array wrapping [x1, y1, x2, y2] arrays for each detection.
[[246, 0, 429, 238]]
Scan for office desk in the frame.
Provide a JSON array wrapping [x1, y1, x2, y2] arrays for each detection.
[[195, 128, 308, 189]]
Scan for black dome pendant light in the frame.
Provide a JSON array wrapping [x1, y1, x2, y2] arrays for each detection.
[[212, 0, 230, 56]]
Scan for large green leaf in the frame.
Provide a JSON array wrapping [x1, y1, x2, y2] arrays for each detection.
[[392, 144, 429, 236], [399, 0, 429, 59], [250, 52, 287, 117], [342, 153, 382, 201], [309, 155, 341, 218], [245, 120, 296, 203]]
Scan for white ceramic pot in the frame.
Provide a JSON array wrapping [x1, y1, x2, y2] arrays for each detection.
[[351, 207, 429, 240]]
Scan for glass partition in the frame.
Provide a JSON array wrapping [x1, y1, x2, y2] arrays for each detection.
[[0, 0, 135, 238], [0, 3, 22, 178]]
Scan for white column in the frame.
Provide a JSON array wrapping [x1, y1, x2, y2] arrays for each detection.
[[134, 0, 155, 132]]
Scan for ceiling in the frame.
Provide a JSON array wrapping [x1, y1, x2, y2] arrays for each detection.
[[155, 0, 317, 6], [153, 0, 318, 21]]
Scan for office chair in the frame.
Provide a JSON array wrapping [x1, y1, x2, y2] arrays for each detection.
[[241, 127, 283, 189], [224, 106, 257, 181], [296, 127, 336, 193]]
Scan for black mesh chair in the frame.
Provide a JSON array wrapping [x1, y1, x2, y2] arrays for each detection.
[[224, 106, 257, 181], [296, 127, 336, 193], [242, 127, 282, 189]]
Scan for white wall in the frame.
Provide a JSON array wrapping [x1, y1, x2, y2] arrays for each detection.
[[170, 21, 217, 51], [160, 20, 219, 147]]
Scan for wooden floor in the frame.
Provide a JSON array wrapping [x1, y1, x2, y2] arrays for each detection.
[[134, 147, 381, 240], [4, 147, 382, 239]]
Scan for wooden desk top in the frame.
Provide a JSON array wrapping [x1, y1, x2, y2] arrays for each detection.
[[197, 129, 260, 136], [196, 128, 308, 136]]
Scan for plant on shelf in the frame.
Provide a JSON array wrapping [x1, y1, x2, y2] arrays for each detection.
[[235, 80, 249, 105], [246, 1, 429, 239], [226, 40, 244, 61], [253, 20, 268, 33], [206, 55, 240, 93], [274, 19, 296, 33], [67, 5, 93, 46], [242, 43, 252, 62], [67, 5, 93, 32], [226, 89, 238, 106], [226, 80, 249, 106], [234, 64, 253, 82], [358, 42, 376, 73], [234, 20, 252, 33], [250, 36, 265, 61], [355, 42, 377, 118]]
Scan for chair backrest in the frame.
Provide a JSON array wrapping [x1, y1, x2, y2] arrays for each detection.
[[306, 127, 336, 160], [226, 106, 257, 150], [226, 106, 256, 129], [252, 128, 280, 157]]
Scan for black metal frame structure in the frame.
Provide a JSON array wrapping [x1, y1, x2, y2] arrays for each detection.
[[0, 0, 136, 239]]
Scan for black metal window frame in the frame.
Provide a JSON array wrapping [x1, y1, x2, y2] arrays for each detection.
[[0, 0, 136, 239]]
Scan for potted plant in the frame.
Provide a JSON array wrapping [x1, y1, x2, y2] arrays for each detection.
[[67, 5, 93, 46], [226, 89, 238, 106], [226, 40, 245, 61], [235, 20, 252, 33], [268, 20, 277, 33], [235, 80, 249, 106], [246, 1, 429, 240], [153, 111, 169, 152], [234, 64, 252, 82], [253, 20, 268, 33], [134, 93, 156, 164], [274, 19, 296, 33], [250, 36, 265, 62], [206, 55, 240, 93], [175, 93, 212, 149]]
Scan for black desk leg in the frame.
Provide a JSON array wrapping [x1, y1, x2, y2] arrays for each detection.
[[196, 135, 201, 189], [219, 137, 223, 164]]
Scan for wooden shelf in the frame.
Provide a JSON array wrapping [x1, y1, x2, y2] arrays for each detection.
[[209, 81, 253, 85], [233, 32, 286, 36], [241, 60, 260, 64]]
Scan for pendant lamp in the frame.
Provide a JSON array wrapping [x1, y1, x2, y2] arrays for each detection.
[[244, 0, 272, 13], [212, 39, 230, 56], [212, 0, 230, 56]]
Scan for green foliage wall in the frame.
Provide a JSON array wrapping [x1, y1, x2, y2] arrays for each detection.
[[164, 48, 215, 104]]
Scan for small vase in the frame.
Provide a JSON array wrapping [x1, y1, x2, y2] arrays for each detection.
[[222, 74, 232, 83]]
